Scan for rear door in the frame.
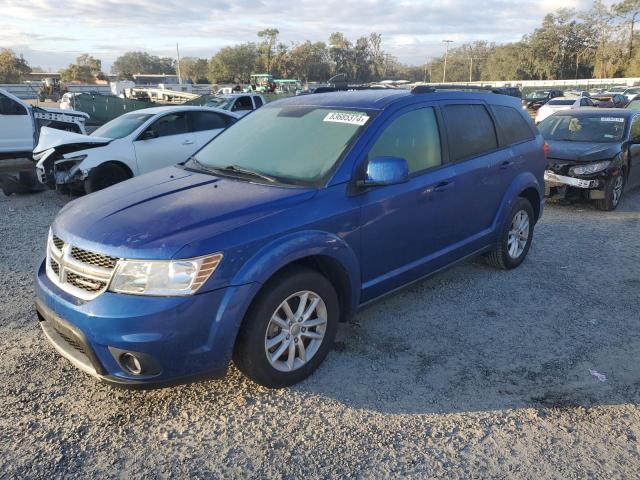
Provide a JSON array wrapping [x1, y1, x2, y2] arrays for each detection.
[[627, 116, 640, 188], [187, 110, 235, 148], [0, 92, 33, 153], [133, 111, 195, 174], [439, 102, 515, 246]]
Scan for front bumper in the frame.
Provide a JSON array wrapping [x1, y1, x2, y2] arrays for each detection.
[[35, 260, 259, 388], [544, 170, 600, 189]]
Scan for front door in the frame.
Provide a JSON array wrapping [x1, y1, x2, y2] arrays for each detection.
[[0, 92, 33, 153], [359, 105, 458, 301], [627, 116, 640, 188], [133, 112, 196, 174]]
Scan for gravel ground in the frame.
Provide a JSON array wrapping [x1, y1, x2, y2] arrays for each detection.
[[1, 187, 639, 479]]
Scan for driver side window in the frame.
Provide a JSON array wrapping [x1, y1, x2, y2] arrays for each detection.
[[232, 96, 253, 112], [0, 93, 27, 115], [144, 113, 188, 138]]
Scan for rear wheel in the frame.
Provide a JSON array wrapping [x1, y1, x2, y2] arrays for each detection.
[[84, 163, 131, 193], [485, 197, 534, 270], [233, 267, 339, 388], [595, 171, 625, 211]]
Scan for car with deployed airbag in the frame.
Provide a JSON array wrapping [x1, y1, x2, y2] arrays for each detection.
[[35, 87, 546, 389]]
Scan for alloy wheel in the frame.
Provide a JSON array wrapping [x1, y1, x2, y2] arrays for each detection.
[[507, 210, 530, 259], [264, 290, 327, 372]]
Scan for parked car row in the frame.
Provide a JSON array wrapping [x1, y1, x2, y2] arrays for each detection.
[[13, 85, 639, 391]]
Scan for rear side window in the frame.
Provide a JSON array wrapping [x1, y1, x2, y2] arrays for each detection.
[[491, 105, 535, 146], [442, 104, 497, 161], [368, 107, 442, 174], [188, 111, 233, 132]]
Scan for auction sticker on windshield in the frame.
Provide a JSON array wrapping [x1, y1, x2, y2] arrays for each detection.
[[323, 112, 369, 126], [601, 117, 625, 122]]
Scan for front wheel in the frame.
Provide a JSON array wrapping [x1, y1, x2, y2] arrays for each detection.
[[595, 172, 625, 211], [485, 197, 535, 270], [233, 267, 339, 388], [84, 163, 131, 193]]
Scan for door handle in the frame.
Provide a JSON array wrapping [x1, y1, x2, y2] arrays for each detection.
[[182, 139, 194, 145], [433, 180, 454, 192]]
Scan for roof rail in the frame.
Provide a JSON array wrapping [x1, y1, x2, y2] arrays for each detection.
[[411, 84, 502, 94]]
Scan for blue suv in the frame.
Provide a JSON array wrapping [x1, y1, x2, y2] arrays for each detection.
[[35, 88, 546, 388]]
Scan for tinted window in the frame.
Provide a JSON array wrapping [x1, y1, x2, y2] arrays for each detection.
[[232, 96, 253, 111], [549, 99, 575, 106], [254, 96, 264, 108], [491, 105, 535, 146], [442, 104, 497, 161], [0, 94, 27, 115], [146, 113, 188, 138], [368, 107, 442, 173], [188, 111, 232, 132]]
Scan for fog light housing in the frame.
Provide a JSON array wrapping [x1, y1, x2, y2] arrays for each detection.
[[120, 353, 143, 375]]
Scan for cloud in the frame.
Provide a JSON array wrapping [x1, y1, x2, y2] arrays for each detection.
[[4, 0, 602, 69]]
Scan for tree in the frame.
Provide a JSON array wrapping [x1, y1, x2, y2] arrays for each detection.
[[60, 54, 104, 83], [613, 0, 640, 59], [207, 43, 259, 83], [0, 48, 31, 83], [111, 51, 175, 80], [257, 28, 279, 73], [178, 57, 209, 83], [287, 41, 330, 82], [328, 32, 354, 77]]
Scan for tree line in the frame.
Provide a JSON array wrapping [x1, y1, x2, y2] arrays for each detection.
[[1, 0, 639, 85]]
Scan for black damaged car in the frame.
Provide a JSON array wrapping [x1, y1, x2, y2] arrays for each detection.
[[540, 109, 640, 210]]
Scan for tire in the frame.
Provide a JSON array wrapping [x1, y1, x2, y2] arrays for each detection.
[[485, 197, 535, 270], [233, 266, 340, 388], [84, 163, 131, 193], [595, 171, 625, 211]]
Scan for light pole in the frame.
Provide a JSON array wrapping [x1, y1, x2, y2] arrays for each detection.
[[442, 40, 453, 83], [468, 57, 485, 83]]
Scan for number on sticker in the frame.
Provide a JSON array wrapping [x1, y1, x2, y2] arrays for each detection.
[[324, 112, 369, 126]]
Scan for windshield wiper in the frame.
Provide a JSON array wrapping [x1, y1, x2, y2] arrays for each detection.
[[216, 165, 278, 183]]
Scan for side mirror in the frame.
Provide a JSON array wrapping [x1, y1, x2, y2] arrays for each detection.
[[358, 156, 409, 188], [140, 130, 157, 141]]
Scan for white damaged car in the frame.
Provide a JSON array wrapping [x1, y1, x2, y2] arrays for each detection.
[[33, 106, 238, 193]]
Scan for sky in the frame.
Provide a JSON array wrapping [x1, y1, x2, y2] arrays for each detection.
[[1, 0, 597, 72]]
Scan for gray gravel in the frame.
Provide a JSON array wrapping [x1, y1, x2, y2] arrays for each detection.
[[1, 187, 640, 479]]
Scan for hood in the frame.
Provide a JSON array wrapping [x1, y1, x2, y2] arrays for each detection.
[[52, 166, 317, 260], [34, 126, 111, 153], [546, 140, 622, 162]]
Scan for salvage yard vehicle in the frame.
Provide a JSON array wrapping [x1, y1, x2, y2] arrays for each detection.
[[0, 88, 89, 195], [535, 96, 596, 123], [540, 109, 640, 210], [592, 94, 628, 108], [198, 93, 266, 117], [35, 87, 546, 389], [33, 106, 238, 193], [0, 88, 88, 160], [522, 89, 564, 112]]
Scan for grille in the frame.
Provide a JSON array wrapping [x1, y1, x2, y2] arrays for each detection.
[[52, 235, 64, 250], [67, 271, 107, 293], [70, 247, 118, 269], [50, 258, 60, 276], [54, 327, 86, 356], [47, 233, 120, 300]]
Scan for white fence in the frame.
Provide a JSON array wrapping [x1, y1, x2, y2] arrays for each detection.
[[0, 83, 214, 100], [422, 77, 640, 89]]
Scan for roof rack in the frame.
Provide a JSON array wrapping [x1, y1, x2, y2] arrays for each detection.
[[411, 84, 502, 94]]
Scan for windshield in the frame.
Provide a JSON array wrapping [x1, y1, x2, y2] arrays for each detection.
[[539, 115, 626, 143], [627, 100, 640, 110], [205, 97, 232, 109], [526, 91, 550, 100], [190, 105, 371, 186], [91, 113, 153, 139]]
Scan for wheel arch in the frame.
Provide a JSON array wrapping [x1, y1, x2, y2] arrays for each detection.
[[494, 172, 544, 229]]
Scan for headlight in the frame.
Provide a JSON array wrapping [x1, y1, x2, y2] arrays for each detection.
[[110, 253, 223, 296], [59, 154, 87, 164], [569, 160, 611, 176]]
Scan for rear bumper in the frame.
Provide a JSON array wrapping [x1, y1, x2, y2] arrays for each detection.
[[35, 259, 259, 388]]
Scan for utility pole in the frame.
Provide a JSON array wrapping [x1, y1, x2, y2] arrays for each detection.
[[176, 43, 182, 84], [423, 58, 432, 83], [468, 57, 485, 83], [442, 40, 453, 83]]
